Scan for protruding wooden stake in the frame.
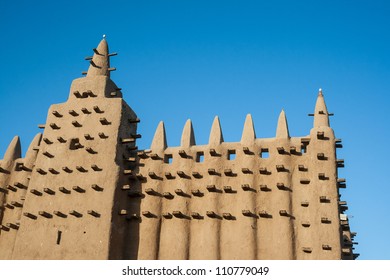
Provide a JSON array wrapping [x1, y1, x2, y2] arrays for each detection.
[[50, 123, 61, 130], [91, 184, 103, 192], [91, 164, 102, 171], [52, 111, 63, 117], [59, 187, 71, 194], [62, 166, 73, 173], [44, 188, 55, 195], [23, 212, 37, 220], [39, 211, 53, 218], [69, 210, 82, 218], [87, 210, 100, 217], [30, 189, 42, 196], [54, 211, 67, 218], [72, 186, 85, 193], [36, 168, 47, 175]]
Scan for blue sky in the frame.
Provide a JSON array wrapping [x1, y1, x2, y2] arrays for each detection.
[[0, 0, 389, 259]]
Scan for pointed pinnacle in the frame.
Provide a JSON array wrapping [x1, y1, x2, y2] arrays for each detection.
[[151, 121, 167, 151], [276, 110, 290, 138], [313, 89, 330, 127], [24, 133, 42, 166], [181, 119, 196, 147], [86, 38, 110, 77], [209, 116, 224, 145], [2, 136, 21, 162], [241, 114, 256, 144]]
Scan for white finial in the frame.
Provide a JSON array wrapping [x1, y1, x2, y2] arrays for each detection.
[[319, 88, 322, 93], [103, 34, 106, 39]]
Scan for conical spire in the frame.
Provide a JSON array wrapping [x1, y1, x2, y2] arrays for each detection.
[[208, 116, 224, 145], [151, 121, 167, 151], [276, 110, 290, 138], [313, 89, 330, 127], [2, 136, 21, 162], [181, 119, 196, 147], [86, 38, 111, 77], [241, 114, 256, 144], [24, 133, 42, 168]]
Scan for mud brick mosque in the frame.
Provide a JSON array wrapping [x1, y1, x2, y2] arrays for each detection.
[[0, 39, 357, 260]]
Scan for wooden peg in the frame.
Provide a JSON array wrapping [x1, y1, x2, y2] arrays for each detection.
[[191, 212, 203, 219], [30, 189, 42, 196], [241, 168, 252, 174], [87, 210, 100, 217], [44, 188, 55, 195], [39, 211, 53, 218], [14, 182, 26, 189], [36, 168, 47, 175], [23, 212, 37, 220], [98, 132, 108, 139], [300, 178, 310, 184], [43, 151, 54, 158], [73, 91, 82, 98], [10, 201, 23, 207], [191, 189, 203, 196], [69, 210, 82, 218], [93, 106, 104, 113], [59, 187, 71, 194], [206, 185, 218, 192], [50, 123, 60, 130], [178, 150, 187, 158], [7, 185, 17, 192], [62, 166, 73, 173], [76, 166, 88, 172], [223, 213, 235, 220], [162, 212, 173, 219], [52, 111, 63, 117], [69, 110, 79, 116], [57, 136, 67, 143], [54, 211, 67, 218], [206, 211, 220, 219], [91, 184, 103, 191], [43, 138, 53, 144], [72, 186, 85, 193], [142, 211, 155, 218], [99, 118, 111, 125], [162, 192, 174, 199], [279, 210, 288, 216], [172, 211, 187, 219], [192, 171, 202, 178], [242, 210, 256, 217], [165, 172, 175, 179], [302, 247, 312, 253], [72, 120, 82, 127], [91, 164, 102, 171], [48, 168, 59, 174], [209, 148, 218, 156]]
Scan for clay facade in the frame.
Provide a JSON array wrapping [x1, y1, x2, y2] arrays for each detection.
[[0, 39, 356, 260]]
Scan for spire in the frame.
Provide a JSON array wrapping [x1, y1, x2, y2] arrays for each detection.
[[24, 133, 42, 168], [276, 110, 290, 138], [208, 116, 224, 145], [181, 119, 196, 147], [313, 89, 330, 127], [2, 136, 21, 162], [150, 121, 167, 151], [241, 114, 256, 144], [86, 38, 111, 77]]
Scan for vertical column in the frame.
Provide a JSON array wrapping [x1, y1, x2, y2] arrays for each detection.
[[137, 121, 166, 259]]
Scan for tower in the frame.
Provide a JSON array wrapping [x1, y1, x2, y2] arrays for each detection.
[[0, 38, 139, 259]]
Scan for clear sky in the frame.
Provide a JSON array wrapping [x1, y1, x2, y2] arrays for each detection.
[[0, 0, 389, 259]]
